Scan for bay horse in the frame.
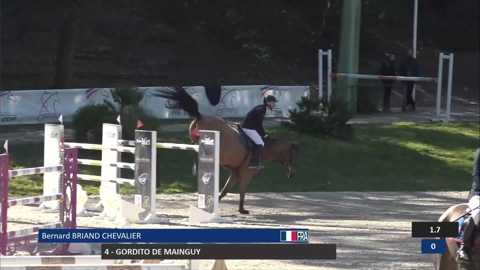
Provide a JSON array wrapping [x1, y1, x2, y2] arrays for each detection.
[[435, 203, 480, 270], [153, 86, 299, 214]]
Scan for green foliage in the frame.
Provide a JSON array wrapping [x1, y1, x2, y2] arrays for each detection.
[[72, 87, 159, 143], [284, 97, 354, 140], [103, 87, 151, 140], [71, 103, 116, 142]]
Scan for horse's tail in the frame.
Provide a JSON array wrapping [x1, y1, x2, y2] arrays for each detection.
[[153, 86, 202, 120]]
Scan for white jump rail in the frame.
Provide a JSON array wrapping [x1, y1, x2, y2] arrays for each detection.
[[77, 174, 135, 186], [119, 140, 199, 151], [318, 49, 454, 121], [77, 159, 135, 170], [65, 142, 135, 154], [43, 123, 170, 224]]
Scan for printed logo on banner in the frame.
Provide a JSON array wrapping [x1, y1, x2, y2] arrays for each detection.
[[164, 87, 199, 116], [49, 131, 59, 139], [198, 194, 206, 208], [142, 196, 150, 208], [104, 130, 117, 139], [202, 173, 211, 184], [134, 194, 142, 206], [260, 86, 284, 117], [136, 137, 151, 146], [137, 173, 148, 185], [201, 136, 214, 145], [216, 87, 239, 116], [85, 88, 110, 102], [206, 195, 214, 208], [199, 148, 213, 163], [0, 91, 18, 123], [136, 157, 151, 163], [37, 90, 62, 122]]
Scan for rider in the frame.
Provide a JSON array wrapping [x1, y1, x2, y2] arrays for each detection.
[[457, 148, 480, 263], [241, 95, 278, 169]]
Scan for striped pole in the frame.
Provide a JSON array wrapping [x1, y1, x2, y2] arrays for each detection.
[[77, 159, 135, 170], [64, 143, 135, 154], [118, 140, 199, 151], [332, 73, 437, 83], [8, 194, 63, 207], [77, 174, 135, 186], [7, 222, 62, 238], [9, 165, 64, 178]]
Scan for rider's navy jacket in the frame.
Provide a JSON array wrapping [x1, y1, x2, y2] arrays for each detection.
[[241, 104, 267, 137], [471, 148, 480, 197]]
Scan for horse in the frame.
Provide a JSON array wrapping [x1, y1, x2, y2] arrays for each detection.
[[435, 203, 480, 270], [153, 86, 299, 214]]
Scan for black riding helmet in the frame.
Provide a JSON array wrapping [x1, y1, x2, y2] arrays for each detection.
[[263, 95, 278, 104]]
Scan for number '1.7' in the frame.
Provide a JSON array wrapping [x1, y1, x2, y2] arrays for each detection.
[[411, 222, 459, 238]]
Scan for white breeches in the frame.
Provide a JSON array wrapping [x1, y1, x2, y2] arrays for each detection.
[[242, 129, 264, 146], [468, 195, 480, 225]]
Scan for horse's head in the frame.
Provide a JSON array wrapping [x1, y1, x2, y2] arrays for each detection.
[[265, 138, 299, 178]]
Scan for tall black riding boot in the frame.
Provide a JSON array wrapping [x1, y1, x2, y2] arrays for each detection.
[[249, 145, 264, 169], [457, 216, 477, 264]]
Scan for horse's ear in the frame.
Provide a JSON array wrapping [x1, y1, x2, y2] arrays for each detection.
[[204, 84, 222, 106]]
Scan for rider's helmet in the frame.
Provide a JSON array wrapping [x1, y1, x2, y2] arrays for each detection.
[[263, 95, 278, 104]]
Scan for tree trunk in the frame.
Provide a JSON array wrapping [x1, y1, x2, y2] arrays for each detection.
[[54, 13, 78, 89]]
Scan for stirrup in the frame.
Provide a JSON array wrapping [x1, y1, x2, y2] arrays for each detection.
[[457, 248, 472, 263], [249, 163, 263, 170]]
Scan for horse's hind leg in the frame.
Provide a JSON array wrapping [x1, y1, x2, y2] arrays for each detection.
[[238, 176, 252, 215], [219, 173, 237, 201], [434, 253, 456, 270]]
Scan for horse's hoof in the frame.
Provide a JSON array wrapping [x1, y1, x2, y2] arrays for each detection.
[[239, 209, 250, 214]]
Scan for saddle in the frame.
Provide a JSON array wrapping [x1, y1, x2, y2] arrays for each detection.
[[227, 123, 255, 152]]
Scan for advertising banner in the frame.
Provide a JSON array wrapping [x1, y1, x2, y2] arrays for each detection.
[[0, 85, 309, 125]]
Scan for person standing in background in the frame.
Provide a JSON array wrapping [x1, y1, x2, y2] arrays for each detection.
[[380, 53, 397, 113], [399, 48, 420, 112]]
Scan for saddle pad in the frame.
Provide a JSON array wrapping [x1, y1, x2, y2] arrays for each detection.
[[452, 216, 480, 243]]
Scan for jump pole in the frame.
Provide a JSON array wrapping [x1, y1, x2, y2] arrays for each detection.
[[318, 49, 454, 121], [318, 49, 333, 101], [43, 123, 169, 224]]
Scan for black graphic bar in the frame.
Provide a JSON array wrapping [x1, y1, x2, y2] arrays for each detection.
[[411, 222, 459, 238], [101, 244, 336, 260]]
